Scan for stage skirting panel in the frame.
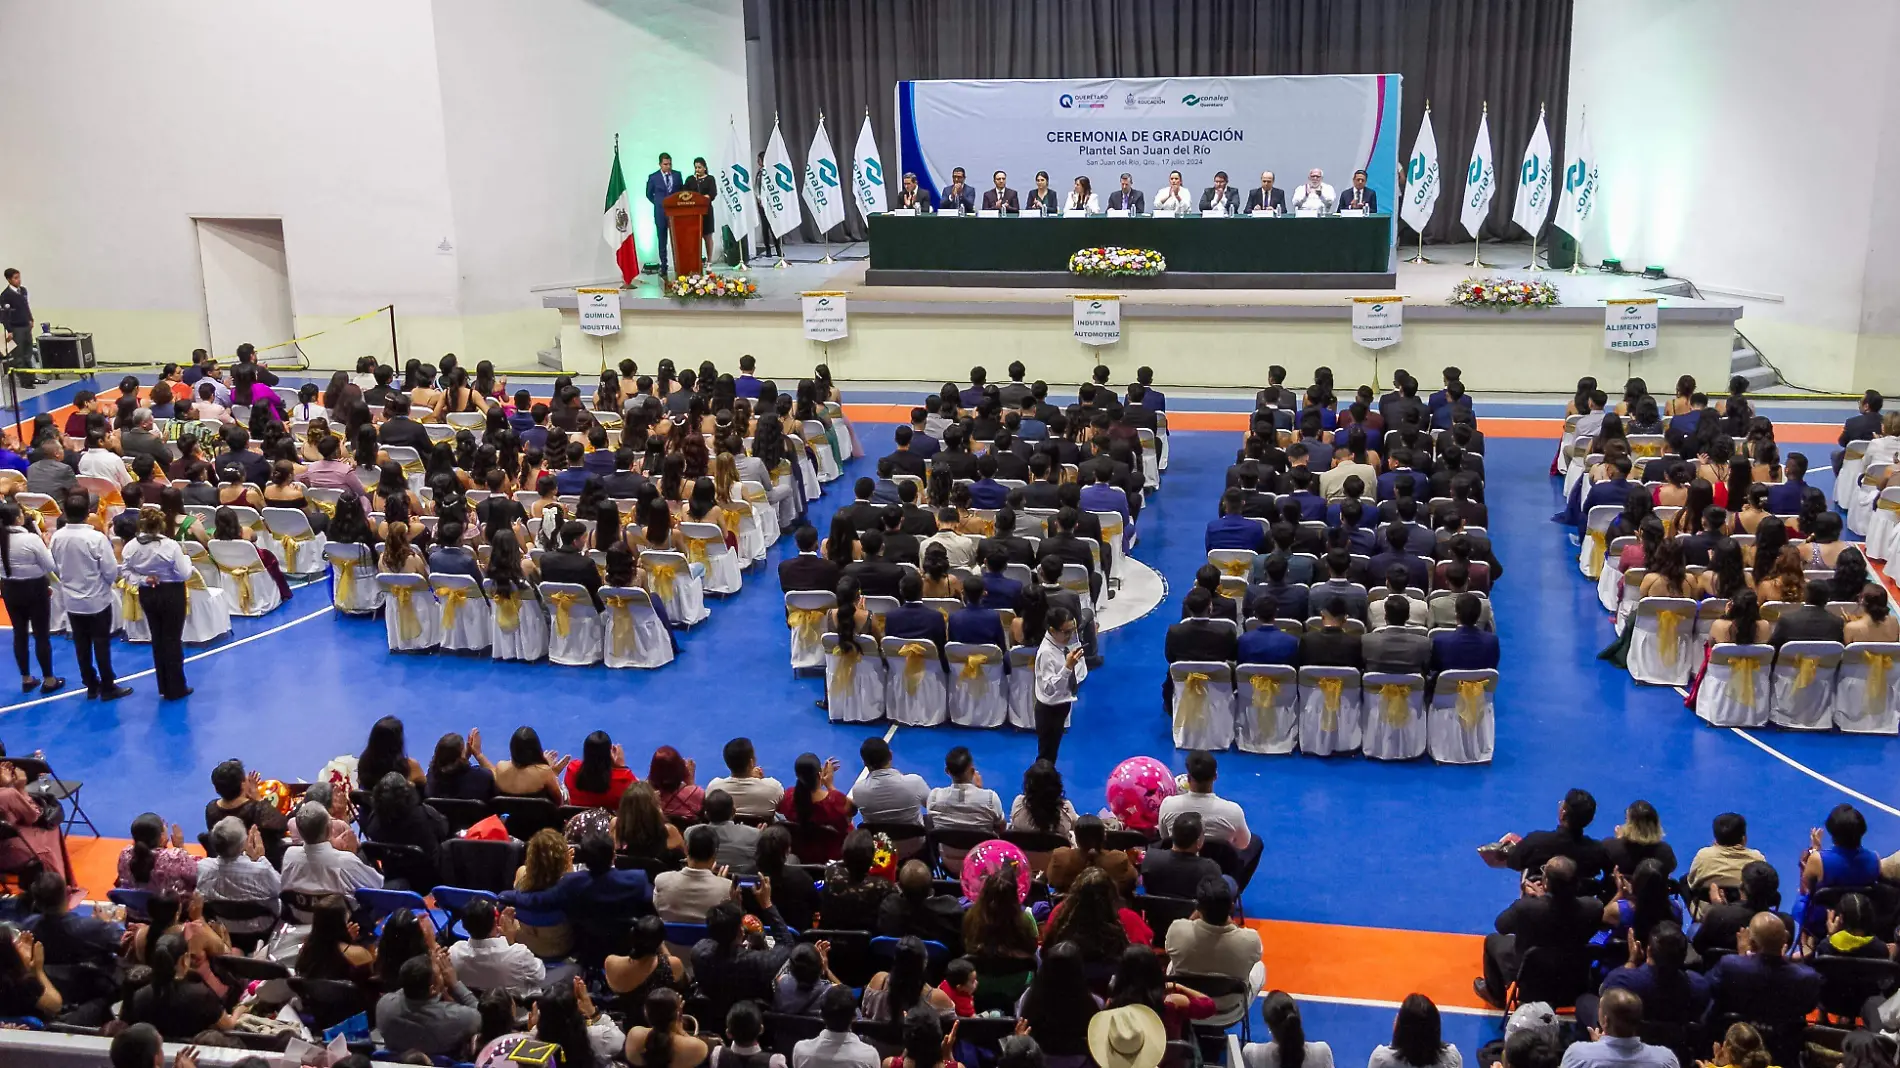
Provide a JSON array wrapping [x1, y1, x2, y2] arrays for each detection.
[[545, 292, 1738, 394]]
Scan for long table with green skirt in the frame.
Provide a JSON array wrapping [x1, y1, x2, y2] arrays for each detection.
[[863, 212, 1395, 289]]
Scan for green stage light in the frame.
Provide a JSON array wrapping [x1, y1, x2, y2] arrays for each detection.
[[1600, 257, 1623, 274], [1643, 265, 1667, 280]]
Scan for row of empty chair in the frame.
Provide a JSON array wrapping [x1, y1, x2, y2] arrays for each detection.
[[364, 574, 676, 670]]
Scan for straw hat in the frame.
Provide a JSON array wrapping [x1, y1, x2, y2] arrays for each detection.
[[1087, 1004, 1168, 1068]]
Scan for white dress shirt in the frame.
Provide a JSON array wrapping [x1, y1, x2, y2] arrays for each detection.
[[194, 855, 282, 933], [0, 527, 55, 581], [120, 535, 194, 584], [926, 782, 1006, 833], [793, 1030, 881, 1068], [1064, 192, 1102, 214], [1158, 790, 1253, 850], [280, 840, 384, 909], [77, 448, 132, 487], [49, 524, 116, 614], [1292, 182, 1336, 212], [448, 935, 546, 995], [704, 774, 785, 820], [850, 767, 930, 825], [1152, 185, 1191, 214], [1033, 632, 1086, 705]]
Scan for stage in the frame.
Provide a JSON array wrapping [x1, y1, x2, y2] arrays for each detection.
[[537, 240, 1742, 393]]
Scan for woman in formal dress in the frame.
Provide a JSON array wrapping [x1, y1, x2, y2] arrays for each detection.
[[1067, 176, 1101, 215], [687, 157, 719, 263], [1026, 171, 1056, 214]]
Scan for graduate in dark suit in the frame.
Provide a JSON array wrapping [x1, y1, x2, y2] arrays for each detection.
[[777, 526, 840, 593], [644, 153, 683, 273], [1163, 588, 1240, 711], [947, 577, 1008, 648], [1430, 595, 1501, 674], [1337, 169, 1378, 212], [883, 573, 949, 666]]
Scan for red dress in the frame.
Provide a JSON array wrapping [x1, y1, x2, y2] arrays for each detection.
[[776, 788, 854, 862], [562, 764, 635, 809]]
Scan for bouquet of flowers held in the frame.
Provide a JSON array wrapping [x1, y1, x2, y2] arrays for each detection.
[[664, 272, 759, 300], [1449, 277, 1559, 310], [1068, 246, 1166, 277]]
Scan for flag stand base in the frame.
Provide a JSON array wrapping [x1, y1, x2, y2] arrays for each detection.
[[1465, 237, 1493, 269], [1403, 232, 1433, 264], [820, 256, 836, 264], [772, 258, 789, 270], [1523, 235, 1547, 271], [1566, 238, 1587, 274]]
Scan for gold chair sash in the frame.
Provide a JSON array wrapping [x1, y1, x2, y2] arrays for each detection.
[[958, 654, 992, 699], [214, 560, 265, 615], [600, 594, 640, 658], [183, 571, 208, 618], [1455, 678, 1491, 729], [1879, 497, 1900, 514], [1248, 676, 1282, 738], [275, 529, 314, 568], [1729, 656, 1761, 708], [1865, 653, 1894, 715], [1585, 529, 1608, 575], [117, 580, 143, 623], [898, 642, 931, 696], [787, 608, 827, 644], [1216, 558, 1252, 578], [1656, 610, 1688, 665], [334, 560, 358, 607], [387, 584, 424, 642], [399, 459, 425, 478], [1177, 671, 1212, 730], [1792, 655, 1823, 692], [1315, 675, 1345, 733], [309, 497, 337, 519], [743, 485, 767, 503], [1378, 683, 1413, 728], [831, 647, 859, 691], [438, 585, 472, 632], [493, 590, 523, 632], [544, 591, 583, 639], [718, 510, 743, 539], [646, 562, 680, 601], [683, 536, 715, 567], [1632, 440, 1663, 458]]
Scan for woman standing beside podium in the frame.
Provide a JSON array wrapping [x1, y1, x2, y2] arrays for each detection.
[[686, 157, 719, 264]]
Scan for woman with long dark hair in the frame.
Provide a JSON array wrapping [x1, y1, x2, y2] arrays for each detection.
[[358, 714, 425, 790], [1846, 585, 1900, 644], [862, 934, 958, 1020], [1369, 994, 1457, 1068], [776, 751, 853, 862], [1601, 858, 1680, 965], [125, 928, 232, 1038], [427, 730, 497, 801], [116, 812, 197, 897], [495, 725, 567, 802], [1043, 866, 1146, 965], [1830, 547, 1872, 605], [604, 914, 685, 1004], [1242, 990, 1335, 1068], [534, 979, 613, 1068], [623, 986, 708, 1067], [1638, 537, 1693, 600], [295, 900, 373, 982], [1105, 943, 1214, 1040], [565, 730, 634, 809], [1015, 940, 1100, 1066], [0, 500, 58, 693], [1010, 759, 1077, 838], [1701, 538, 1750, 600], [612, 781, 684, 862]]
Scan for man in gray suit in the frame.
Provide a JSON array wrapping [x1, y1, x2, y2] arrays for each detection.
[[118, 409, 177, 467], [1198, 171, 1239, 215], [1362, 596, 1431, 675]]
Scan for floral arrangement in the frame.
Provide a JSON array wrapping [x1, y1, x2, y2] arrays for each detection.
[[1449, 277, 1559, 310], [1068, 246, 1166, 277], [664, 271, 759, 300]]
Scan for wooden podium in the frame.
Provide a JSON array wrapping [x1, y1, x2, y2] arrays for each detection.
[[663, 190, 711, 276]]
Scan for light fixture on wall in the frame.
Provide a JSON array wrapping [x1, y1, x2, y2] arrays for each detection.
[[1600, 257, 1623, 274], [1643, 264, 1667, 280]]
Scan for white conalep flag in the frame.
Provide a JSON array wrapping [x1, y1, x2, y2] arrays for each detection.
[[716, 117, 758, 249], [1399, 106, 1439, 234], [758, 119, 802, 239], [1461, 108, 1496, 239], [1512, 108, 1554, 237], [802, 115, 846, 235], [851, 113, 887, 220], [1555, 113, 1600, 240], [1351, 296, 1402, 350]]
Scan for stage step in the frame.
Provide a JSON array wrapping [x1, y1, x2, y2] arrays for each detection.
[[1731, 335, 1779, 391]]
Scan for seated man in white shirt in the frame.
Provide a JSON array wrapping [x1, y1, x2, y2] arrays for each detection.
[[705, 736, 785, 822], [280, 803, 383, 919], [926, 746, 1006, 869], [792, 985, 881, 1068], [447, 898, 546, 995], [1290, 168, 1336, 214], [76, 429, 133, 488], [653, 826, 735, 922], [1157, 749, 1264, 893], [848, 736, 929, 827], [195, 816, 281, 940], [1163, 875, 1263, 1027]]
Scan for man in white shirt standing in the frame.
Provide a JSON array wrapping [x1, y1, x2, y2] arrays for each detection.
[[705, 737, 784, 821], [1157, 749, 1262, 891], [1291, 168, 1336, 214], [1152, 170, 1191, 215], [848, 736, 928, 826], [792, 985, 880, 1068], [48, 491, 130, 699], [447, 899, 546, 995], [280, 804, 383, 919]]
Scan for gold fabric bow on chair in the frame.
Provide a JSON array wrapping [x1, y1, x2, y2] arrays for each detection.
[[544, 591, 583, 639], [493, 590, 523, 633], [600, 594, 640, 659], [1248, 676, 1282, 738], [183, 571, 209, 618], [334, 561, 358, 607], [1792, 655, 1824, 692], [898, 643, 931, 696], [215, 560, 265, 615], [117, 580, 143, 623], [399, 459, 425, 480], [1315, 675, 1346, 733], [309, 497, 337, 519], [1729, 656, 1761, 708], [645, 562, 680, 601], [1865, 653, 1894, 716], [1177, 671, 1212, 731], [437, 585, 473, 632], [387, 583, 424, 643], [831, 646, 859, 691], [1585, 529, 1608, 575], [787, 607, 827, 645], [274, 530, 314, 571], [683, 537, 714, 568], [959, 654, 992, 699], [1656, 610, 1687, 665], [1454, 678, 1491, 729], [1378, 682, 1413, 728], [1216, 557, 1251, 578]]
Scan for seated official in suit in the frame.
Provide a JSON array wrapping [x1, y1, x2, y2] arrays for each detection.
[[1769, 584, 1846, 648], [981, 170, 1019, 212], [1429, 565, 1494, 631], [1337, 169, 1377, 212], [1298, 596, 1364, 668], [1368, 524, 1430, 592], [1106, 173, 1145, 213], [948, 577, 1008, 648], [896, 172, 934, 213], [778, 525, 840, 594], [1206, 490, 1267, 553], [1199, 171, 1239, 215], [1430, 594, 1501, 674], [1362, 597, 1431, 674], [1237, 599, 1299, 666], [842, 529, 905, 599], [940, 167, 977, 213], [1244, 171, 1286, 215], [1163, 588, 1239, 710]]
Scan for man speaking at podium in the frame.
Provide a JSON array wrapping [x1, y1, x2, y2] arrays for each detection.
[[1339, 169, 1377, 212]]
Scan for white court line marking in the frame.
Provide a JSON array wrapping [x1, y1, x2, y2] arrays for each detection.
[[1277, 991, 1503, 1018], [1672, 685, 1900, 818], [883, 724, 899, 742], [0, 603, 335, 715]]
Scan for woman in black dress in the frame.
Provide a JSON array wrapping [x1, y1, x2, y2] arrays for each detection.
[[687, 157, 719, 264]]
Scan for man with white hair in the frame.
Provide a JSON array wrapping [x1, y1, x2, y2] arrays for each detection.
[[280, 802, 382, 918], [1291, 168, 1336, 214], [195, 816, 281, 937], [117, 408, 176, 467]]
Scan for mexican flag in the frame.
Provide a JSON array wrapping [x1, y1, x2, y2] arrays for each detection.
[[602, 140, 637, 286]]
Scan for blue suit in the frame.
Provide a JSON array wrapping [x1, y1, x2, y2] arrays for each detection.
[[1368, 550, 1429, 592], [1430, 626, 1500, 673], [1376, 468, 1420, 501], [884, 602, 949, 666], [959, 386, 987, 408], [1765, 477, 1808, 515], [1079, 483, 1132, 546], [967, 478, 1009, 510], [1287, 491, 1327, 522], [645, 167, 684, 266], [734, 374, 761, 399], [1664, 409, 1705, 449], [909, 433, 939, 459], [1431, 400, 1474, 430], [871, 479, 902, 506], [1580, 476, 1635, 517], [1237, 626, 1299, 665], [948, 607, 1007, 648], [1204, 515, 1267, 552], [1131, 388, 1166, 412], [979, 573, 1023, 610]]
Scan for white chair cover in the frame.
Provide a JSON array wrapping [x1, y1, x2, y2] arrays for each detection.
[[112, 579, 151, 643], [1833, 642, 1900, 734], [882, 636, 948, 726], [260, 507, 328, 576], [1297, 667, 1363, 756], [207, 540, 283, 617], [825, 634, 886, 723], [735, 481, 778, 556], [600, 586, 675, 669], [1693, 643, 1771, 727], [1007, 645, 1037, 729], [45, 575, 68, 635], [681, 522, 743, 596], [376, 574, 439, 651], [803, 421, 841, 483], [385, 445, 425, 492], [1693, 599, 1730, 665], [1770, 640, 1843, 730], [767, 464, 801, 524], [1871, 488, 1900, 561], [1234, 664, 1299, 755], [1628, 597, 1696, 686], [1849, 463, 1888, 537], [484, 581, 548, 662], [1428, 669, 1497, 764], [1169, 662, 1235, 750], [946, 642, 1008, 728], [1093, 511, 1126, 572], [180, 546, 231, 643], [540, 581, 603, 665], [1598, 537, 1632, 613], [1138, 429, 1161, 489], [784, 591, 836, 672], [1836, 441, 1869, 510], [431, 574, 491, 652], [1616, 569, 1646, 632], [640, 550, 708, 626], [324, 543, 382, 614], [1580, 505, 1620, 579], [1360, 672, 1428, 760]]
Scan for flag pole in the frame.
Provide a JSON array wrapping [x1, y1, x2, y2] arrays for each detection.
[[771, 111, 789, 269], [1524, 103, 1548, 271], [729, 116, 752, 275], [1566, 106, 1589, 274], [1465, 102, 1493, 268], [1403, 102, 1434, 264]]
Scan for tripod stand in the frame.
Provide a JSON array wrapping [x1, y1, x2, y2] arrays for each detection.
[[0, 337, 25, 448]]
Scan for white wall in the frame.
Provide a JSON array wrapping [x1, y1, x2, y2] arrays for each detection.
[[0, 0, 748, 369], [1569, 0, 1900, 390]]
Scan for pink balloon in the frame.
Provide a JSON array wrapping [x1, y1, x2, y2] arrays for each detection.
[[959, 839, 1031, 902], [1105, 756, 1178, 833]]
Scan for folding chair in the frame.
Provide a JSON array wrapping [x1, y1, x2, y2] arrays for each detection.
[[1297, 666, 1363, 756], [431, 573, 491, 653], [1694, 644, 1774, 728], [10, 755, 96, 838], [540, 581, 603, 666], [824, 633, 885, 722], [1580, 505, 1619, 578], [640, 549, 708, 626], [1427, 668, 1497, 763], [1628, 597, 1696, 686], [260, 507, 327, 576], [199, 539, 277, 617], [1234, 664, 1298, 755], [681, 521, 743, 596], [324, 542, 382, 614], [1007, 645, 1037, 730], [483, 580, 547, 662], [1360, 672, 1428, 760], [784, 590, 836, 673], [1837, 440, 1870, 510], [1770, 640, 1843, 730], [946, 642, 1008, 728], [376, 573, 440, 651], [1833, 642, 1900, 734], [600, 586, 675, 669], [1169, 661, 1235, 751], [882, 636, 947, 727]]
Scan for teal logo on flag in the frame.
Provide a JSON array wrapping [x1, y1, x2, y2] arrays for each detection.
[[773, 163, 795, 191], [729, 164, 751, 195], [1468, 159, 1483, 183], [818, 160, 839, 187], [1408, 154, 1425, 181], [1090, 301, 1104, 311], [1521, 157, 1541, 183], [864, 159, 883, 187], [817, 298, 832, 309], [1566, 159, 1587, 191]]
